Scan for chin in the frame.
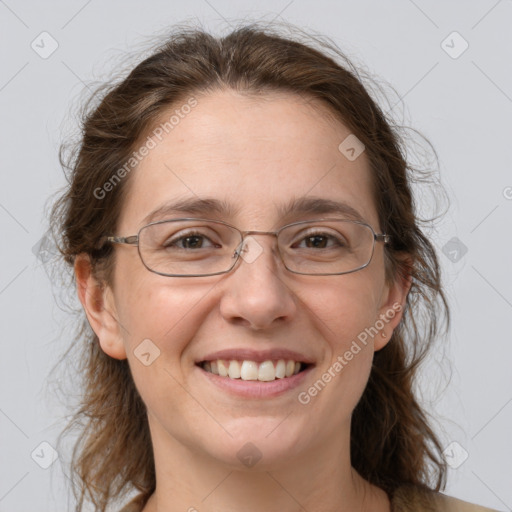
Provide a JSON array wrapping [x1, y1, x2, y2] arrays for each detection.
[[201, 417, 308, 470]]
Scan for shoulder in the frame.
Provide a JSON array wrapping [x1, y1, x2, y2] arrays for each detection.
[[435, 493, 502, 512], [391, 484, 501, 512]]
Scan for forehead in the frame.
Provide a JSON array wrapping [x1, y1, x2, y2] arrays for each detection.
[[119, 89, 378, 231]]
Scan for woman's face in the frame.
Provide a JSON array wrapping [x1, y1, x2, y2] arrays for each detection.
[[87, 89, 408, 470]]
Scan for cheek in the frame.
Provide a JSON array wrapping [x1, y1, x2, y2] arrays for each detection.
[[298, 277, 380, 411], [114, 275, 216, 426], [305, 274, 381, 349], [112, 258, 211, 355]]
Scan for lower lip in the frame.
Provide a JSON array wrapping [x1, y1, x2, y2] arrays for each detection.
[[196, 364, 314, 399]]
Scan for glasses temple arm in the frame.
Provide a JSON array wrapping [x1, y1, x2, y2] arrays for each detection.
[[100, 235, 139, 246]]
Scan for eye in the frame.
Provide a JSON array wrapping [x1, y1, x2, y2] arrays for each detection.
[[163, 230, 221, 250], [292, 229, 348, 250]]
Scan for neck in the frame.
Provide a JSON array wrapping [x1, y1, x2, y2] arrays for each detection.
[[141, 415, 390, 512]]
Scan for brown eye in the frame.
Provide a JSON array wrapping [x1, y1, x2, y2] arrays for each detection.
[[292, 229, 347, 250], [301, 234, 338, 249], [164, 231, 219, 250]]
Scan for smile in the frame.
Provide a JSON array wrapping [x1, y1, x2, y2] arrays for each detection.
[[199, 359, 309, 382]]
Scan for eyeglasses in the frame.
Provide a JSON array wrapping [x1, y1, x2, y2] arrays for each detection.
[[103, 217, 390, 277]]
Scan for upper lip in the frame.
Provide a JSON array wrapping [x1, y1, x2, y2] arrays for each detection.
[[196, 348, 315, 365]]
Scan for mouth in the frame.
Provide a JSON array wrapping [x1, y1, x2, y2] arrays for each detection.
[[196, 358, 314, 399], [196, 359, 312, 382], [194, 348, 316, 398]]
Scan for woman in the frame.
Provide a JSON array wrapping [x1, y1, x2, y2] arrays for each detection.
[[51, 23, 499, 512]]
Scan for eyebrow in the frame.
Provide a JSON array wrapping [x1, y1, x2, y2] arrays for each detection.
[[142, 197, 241, 225], [142, 196, 367, 226]]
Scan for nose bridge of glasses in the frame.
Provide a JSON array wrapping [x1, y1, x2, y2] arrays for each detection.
[[233, 229, 281, 264]]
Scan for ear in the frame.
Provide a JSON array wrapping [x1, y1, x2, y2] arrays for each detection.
[[74, 254, 127, 360], [374, 254, 413, 351]]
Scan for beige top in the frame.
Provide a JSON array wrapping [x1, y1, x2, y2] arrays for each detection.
[[119, 485, 501, 511], [392, 485, 500, 511]]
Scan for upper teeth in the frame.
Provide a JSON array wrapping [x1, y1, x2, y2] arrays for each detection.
[[202, 359, 302, 381]]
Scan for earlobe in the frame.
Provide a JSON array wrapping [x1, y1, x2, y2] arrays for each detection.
[[74, 254, 127, 360]]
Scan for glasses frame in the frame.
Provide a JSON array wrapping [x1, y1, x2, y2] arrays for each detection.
[[103, 217, 391, 277]]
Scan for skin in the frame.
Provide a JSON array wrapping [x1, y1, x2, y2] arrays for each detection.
[[76, 89, 411, 512]]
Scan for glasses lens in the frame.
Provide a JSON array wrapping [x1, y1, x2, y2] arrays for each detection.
[[278, 220, 375, 275], [139, 220, 241, 276]]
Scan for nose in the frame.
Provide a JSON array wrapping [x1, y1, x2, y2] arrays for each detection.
[[219, 235, 297, 330]]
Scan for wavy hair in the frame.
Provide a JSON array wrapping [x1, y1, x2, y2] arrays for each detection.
[[51, 21, 450, 511]]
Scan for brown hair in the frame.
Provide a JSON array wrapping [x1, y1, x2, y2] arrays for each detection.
[[51, 21, 450, 511]]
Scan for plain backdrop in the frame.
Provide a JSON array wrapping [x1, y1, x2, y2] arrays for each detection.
[[0, 1, 511, 511]]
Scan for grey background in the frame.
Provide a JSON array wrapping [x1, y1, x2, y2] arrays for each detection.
[[1, 1, 511, 511]]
